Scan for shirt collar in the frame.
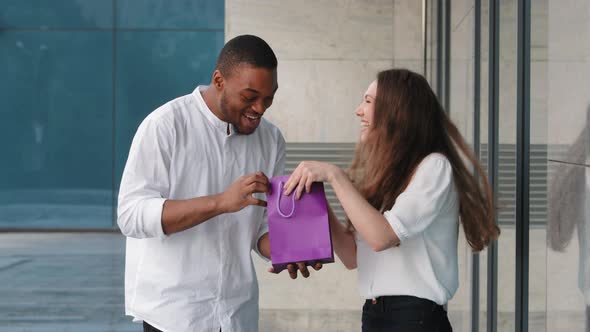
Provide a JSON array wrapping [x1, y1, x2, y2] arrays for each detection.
[[192, 85, 235, 136]]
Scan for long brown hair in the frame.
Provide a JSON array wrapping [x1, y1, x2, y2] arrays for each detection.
[[349, 69, 499, 251]]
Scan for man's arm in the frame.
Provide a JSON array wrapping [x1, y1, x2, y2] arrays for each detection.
[[118, 115, 270, 238], [257, 233, 271, 259], [162, 173, 269, 235], [118, 117, 172, 239], [161, 195, 224, 235]]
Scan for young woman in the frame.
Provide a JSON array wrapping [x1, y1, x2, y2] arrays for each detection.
[[283, 69, 500, 331]]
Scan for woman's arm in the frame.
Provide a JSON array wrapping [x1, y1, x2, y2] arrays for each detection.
[[329, 168, 400, 251], [327, 204, 358, 269], [284, 161, 400, 252]]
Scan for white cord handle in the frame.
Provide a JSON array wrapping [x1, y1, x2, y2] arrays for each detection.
[[276, 181, 295, 218]]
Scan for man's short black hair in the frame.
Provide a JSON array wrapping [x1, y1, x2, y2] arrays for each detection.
[[216, 35, 277, 77]]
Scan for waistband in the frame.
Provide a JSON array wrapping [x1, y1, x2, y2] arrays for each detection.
[[365, 295, 445, 312]]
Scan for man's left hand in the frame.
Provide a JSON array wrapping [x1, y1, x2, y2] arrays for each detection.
[[267, 262, 323, 279]]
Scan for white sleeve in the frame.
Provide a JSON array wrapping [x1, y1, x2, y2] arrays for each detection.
[[117, 116, 172, 239], [383, 155, 454, 243]]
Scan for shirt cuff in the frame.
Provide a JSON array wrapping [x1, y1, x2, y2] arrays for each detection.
[[383, 210, 409, 243], [145, 197, 168, 239]]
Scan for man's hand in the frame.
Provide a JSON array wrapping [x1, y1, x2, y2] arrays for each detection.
[[220, 172, 269, 213], [268, 262, 323, 279]]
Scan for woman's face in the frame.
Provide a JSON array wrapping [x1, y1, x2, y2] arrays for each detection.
[[355, 80, 377, 143]]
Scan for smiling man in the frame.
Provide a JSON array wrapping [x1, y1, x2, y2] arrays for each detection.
[[117, 35, 286, 332]]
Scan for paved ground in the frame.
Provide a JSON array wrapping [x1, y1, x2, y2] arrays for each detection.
[[0, 233, 586, 332], [0, 233, 362, 332], [0, 234, 132, 332]]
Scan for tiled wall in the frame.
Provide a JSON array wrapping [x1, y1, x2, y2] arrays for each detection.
[[0, 0, 224, 229]]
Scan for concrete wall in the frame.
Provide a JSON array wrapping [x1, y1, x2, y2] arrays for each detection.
[[226, 0, 422, 143]]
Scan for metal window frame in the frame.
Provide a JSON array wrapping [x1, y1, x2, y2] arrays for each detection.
[[443, 0, 451, 114], [423, 0, 429, 76], [436, 0, 444, 100], [426, 2, 532, 331], [487, 0, 500, 331], [515, 0, 531, 331], [471, 0, 482, 331], [434, 0, 450, 110]]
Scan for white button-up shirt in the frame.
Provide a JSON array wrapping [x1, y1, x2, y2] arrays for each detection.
[[117, 86, 286, 332], [356, 153, 460, 305]]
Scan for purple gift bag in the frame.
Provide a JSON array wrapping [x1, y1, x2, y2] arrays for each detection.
[[267, 175, 334, 272]]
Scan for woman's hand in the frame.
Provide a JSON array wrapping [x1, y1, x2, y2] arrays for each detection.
[[283, 161, 342, 199]]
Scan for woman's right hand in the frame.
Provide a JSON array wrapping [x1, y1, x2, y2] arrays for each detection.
[[283, 161, 343, 199]]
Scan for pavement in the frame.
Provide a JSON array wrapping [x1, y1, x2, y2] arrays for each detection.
[[0, 232, 587, 332]]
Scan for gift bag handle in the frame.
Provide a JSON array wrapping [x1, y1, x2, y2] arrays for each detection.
[[276, 181, 296, 218]]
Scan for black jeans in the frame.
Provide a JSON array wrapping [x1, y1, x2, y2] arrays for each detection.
[[362, 295, 452, 332], [143, 322, 162, 332]]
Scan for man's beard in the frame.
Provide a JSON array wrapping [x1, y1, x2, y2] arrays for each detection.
[[219, 92, 237, 133], [219, 92, 256, 135], [219, 92, 231, 124]]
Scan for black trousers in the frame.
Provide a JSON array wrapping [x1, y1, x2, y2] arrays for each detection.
[[143, 322, 163, 332], [143, 321, 221, 332], [362, 295, 453, 332], [143, 322, 161, 332]]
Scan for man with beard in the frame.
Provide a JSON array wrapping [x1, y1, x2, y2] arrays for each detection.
[[117, 35, 316, 332]]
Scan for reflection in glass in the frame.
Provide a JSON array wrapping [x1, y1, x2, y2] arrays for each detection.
[[541, 0, 590, 330], [0, 0, 112, 29], [446, 0, 475, 330], [0, 32, 113, 229], [548, 108, 590, 331], [116, 0, 224, 29]]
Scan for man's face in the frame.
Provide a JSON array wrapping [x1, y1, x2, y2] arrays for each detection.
[[218, 64, 278, 135]]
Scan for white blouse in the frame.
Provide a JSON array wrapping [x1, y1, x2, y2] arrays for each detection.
[[356, 153, 460, 305]]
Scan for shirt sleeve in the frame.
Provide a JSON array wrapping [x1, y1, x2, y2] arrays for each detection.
[[383, 155, 455, 243], [254, 133, 286, 260], [117, 115, 173, 239]]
